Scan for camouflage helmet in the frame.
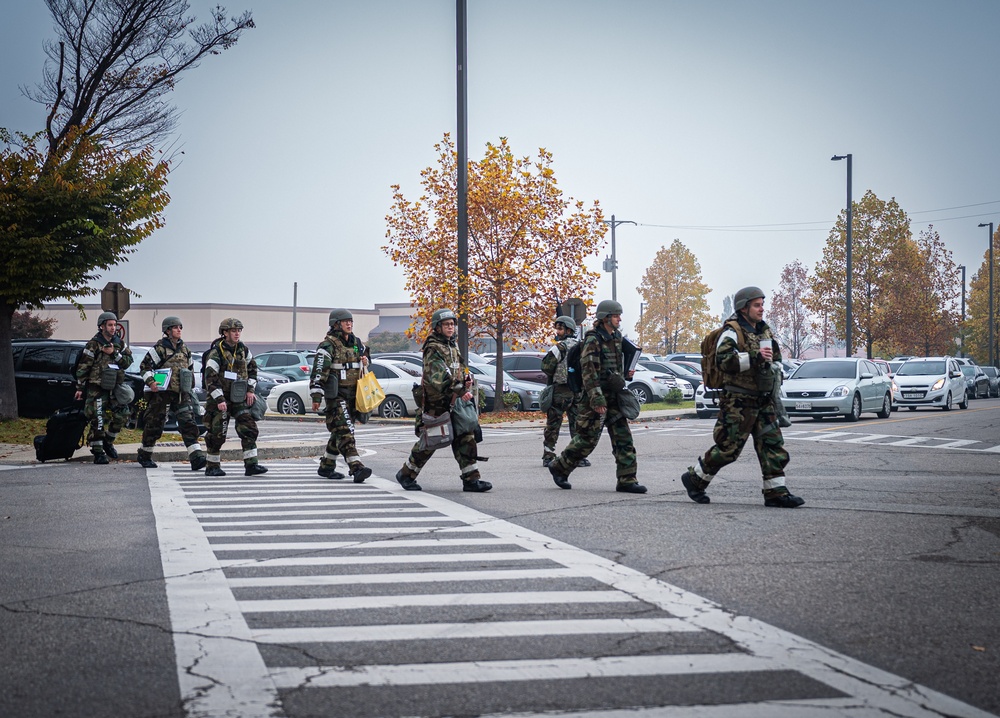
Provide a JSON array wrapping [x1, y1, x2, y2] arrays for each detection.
[[97, 311, 117, 327], [431, 308, 458, 329], [554, 315, 577, 332], [218, 317, 244, 335], [734, 286, 765, 311], [329, 308, 353, 326], [595, 299, 623, 321], [161, 316, 182, 334]]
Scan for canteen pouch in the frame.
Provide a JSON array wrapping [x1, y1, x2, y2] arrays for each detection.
[[617, 388, 641, 420], [112, 382, 134, 407], [451, 396, 479, 436], [249, 394, 267, 421], [178, 368, 194, 395], [419, 411, 453, 451], [324, 372, 340, 399], [538, 384, 554, 412], [100, 367, 119, 390], [230, 378, 248, 404]]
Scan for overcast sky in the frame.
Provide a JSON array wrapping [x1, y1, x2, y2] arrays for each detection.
[[3, 0, 999, 337]]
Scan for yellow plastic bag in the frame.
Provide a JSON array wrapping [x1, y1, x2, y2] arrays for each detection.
[[355, 368, 386, 414]]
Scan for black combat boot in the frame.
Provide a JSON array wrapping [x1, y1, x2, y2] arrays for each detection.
[[577, 458, 591, 467], [615, 480, 647, 494], [548, 462, 572, 490], [205, 464, 226, 477], [190, 452, 207, 471], [349, 463, 372, 483], [395, 468, 421, 491], [462, 472, 492, 492], [136, 449, 157, 469], [542, 454, 555, 468], [318, 464, 345, 480], [680, 470, 710, 504], [103, 441, 118, 459], [245, 463, 268, 477], [94, 452, 109, 465], [764, 491, 804, 508]]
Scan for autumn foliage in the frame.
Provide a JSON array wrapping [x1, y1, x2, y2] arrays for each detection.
[[383, 135, 606, 405], [635, 239, 713, 353]]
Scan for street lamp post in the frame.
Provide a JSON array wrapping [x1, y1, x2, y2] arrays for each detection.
[[958, 265, 966, 358], [979, 222, 995, 366], [639, 301, 648, 349], [832, 154, 852, 357], [602, 214, 636, 302]]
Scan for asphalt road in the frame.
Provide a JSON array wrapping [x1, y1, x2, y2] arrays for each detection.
[[1, 399, 997, 717]]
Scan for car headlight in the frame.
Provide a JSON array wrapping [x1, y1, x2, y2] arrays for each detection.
[[526, 389, 539, 397], [831, 385, 850, 397], [891, 381, 898, 392], [652, 376, 673, 385], [931, 377, 945, 391], [675, 379, 692, 389]]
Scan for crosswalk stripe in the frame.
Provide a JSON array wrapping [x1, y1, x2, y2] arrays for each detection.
[[253, 617, 698, 644], [218, 551, 547, 568], [239, 590, 635, 612], [226, 568, 588, 588], [209, 538, 514, 551]]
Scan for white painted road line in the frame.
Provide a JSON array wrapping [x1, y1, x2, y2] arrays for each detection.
[[239, 590, 635, 613], [226, 567, 588, 588]]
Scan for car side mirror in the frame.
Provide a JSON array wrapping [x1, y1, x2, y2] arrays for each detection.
[[951, 371, 962, 378], [860, 372, 873, 380]]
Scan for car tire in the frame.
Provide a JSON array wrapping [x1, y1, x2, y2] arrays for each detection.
[[377, 395, 407, 419], [958, 390, 969, 410], [845, 394, 862, 422], [941, 392, 953, 411], [630, 384, 651, 404], [276, 392, 305, 415], [876, 393, 891, 419]]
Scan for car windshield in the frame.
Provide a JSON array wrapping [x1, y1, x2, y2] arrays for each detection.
[[896, 361, 946, 376], [389, 362, 422, 377], [791, 361, 857, 379], [983, 367, 998, 377], [666, 362, 699, 375], [960, 366, 976, 377], [469, 364, 515, 382]]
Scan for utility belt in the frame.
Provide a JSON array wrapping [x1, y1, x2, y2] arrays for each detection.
[[723, 384, 771, 400], [331, 362, 362, 370]]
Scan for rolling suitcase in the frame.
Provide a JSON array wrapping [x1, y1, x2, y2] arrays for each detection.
[[33, 405, 88, 462]]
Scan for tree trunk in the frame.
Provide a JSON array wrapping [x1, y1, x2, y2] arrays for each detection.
[[0, 301, 20, 421], [492, 326, 505, 412]]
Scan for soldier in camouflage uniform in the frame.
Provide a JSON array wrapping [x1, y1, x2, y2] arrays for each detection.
[[309, 309, 372, 482], [74, 311, 133, 464], [394, 309, 492, 493], [681, 286, 804, 508], [136, 316, 206, 470], [548, 301, 646, 494], [541, 315, 589, 468], [202, 318, 268, 477]]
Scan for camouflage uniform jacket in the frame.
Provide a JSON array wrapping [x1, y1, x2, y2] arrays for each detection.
[[204, 340, 258, 403], [421, 332, 468, 417], [717, 313, 782, 395], [542, 337, 579, 386], [309, 331, 369, 401], [140, 338, 193, 393], [580, 323, 625, 410], [75, 332, 133, 391]]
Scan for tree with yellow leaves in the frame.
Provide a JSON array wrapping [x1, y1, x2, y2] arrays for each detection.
[[383, 135, 606, 408], [965, 226, 1000, 365], [635, 239, 713, 353]]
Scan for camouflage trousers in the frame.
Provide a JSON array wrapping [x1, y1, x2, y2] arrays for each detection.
[[401, 429, 480, 482], [83, 388, 129, 455], [321, 395, 366, 470], [542, 385, 579, 460], [204, 401, 259, 465], [695, 392, 790, 491], [553, 398, 638, 483], [140, 390, 203, 457]]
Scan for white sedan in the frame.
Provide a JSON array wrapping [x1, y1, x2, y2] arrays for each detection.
[[266, 359, 422, 418]]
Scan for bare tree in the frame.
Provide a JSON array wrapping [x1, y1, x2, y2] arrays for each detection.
[[769, 260, 814, 359], [27, 0, 254, 154]]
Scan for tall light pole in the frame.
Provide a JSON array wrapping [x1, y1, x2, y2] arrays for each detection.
[[831, 154, 852, 356], [958, 265, 966, 358], [979, 222, 995, 366], [602, 214, 636, 301], [455, 0, 469, 360], [639, 301, 648, 349]]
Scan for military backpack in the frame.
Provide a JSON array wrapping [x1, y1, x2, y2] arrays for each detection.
[[700, 320, 745, 390]]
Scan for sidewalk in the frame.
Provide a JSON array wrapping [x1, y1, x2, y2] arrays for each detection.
[[0, 407, 696, 467]]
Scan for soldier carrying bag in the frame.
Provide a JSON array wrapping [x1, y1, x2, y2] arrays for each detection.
[[419, 410, 453, 451]]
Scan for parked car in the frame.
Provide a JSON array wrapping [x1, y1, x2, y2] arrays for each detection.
[[981, 365, 1000, 398], [662, 352, 702, 363], [638, 360, 702, 394], [254, 350, 316, 380], [372, 351, 423, 367], [266, 359, 419, 417], [960, 364, 990, 399], [468, 363, 540, 411], [891, 356, 968, 411], [781, 357, 893, 421], [491, 352, 547, 384], [672, 360, 703, 375], [627, 366, 683, 404], [694, 382, 720, 419]]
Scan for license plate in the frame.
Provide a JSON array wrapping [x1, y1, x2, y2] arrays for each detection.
[[795, 402, 812, 410], [903, 393, 921, 399]]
